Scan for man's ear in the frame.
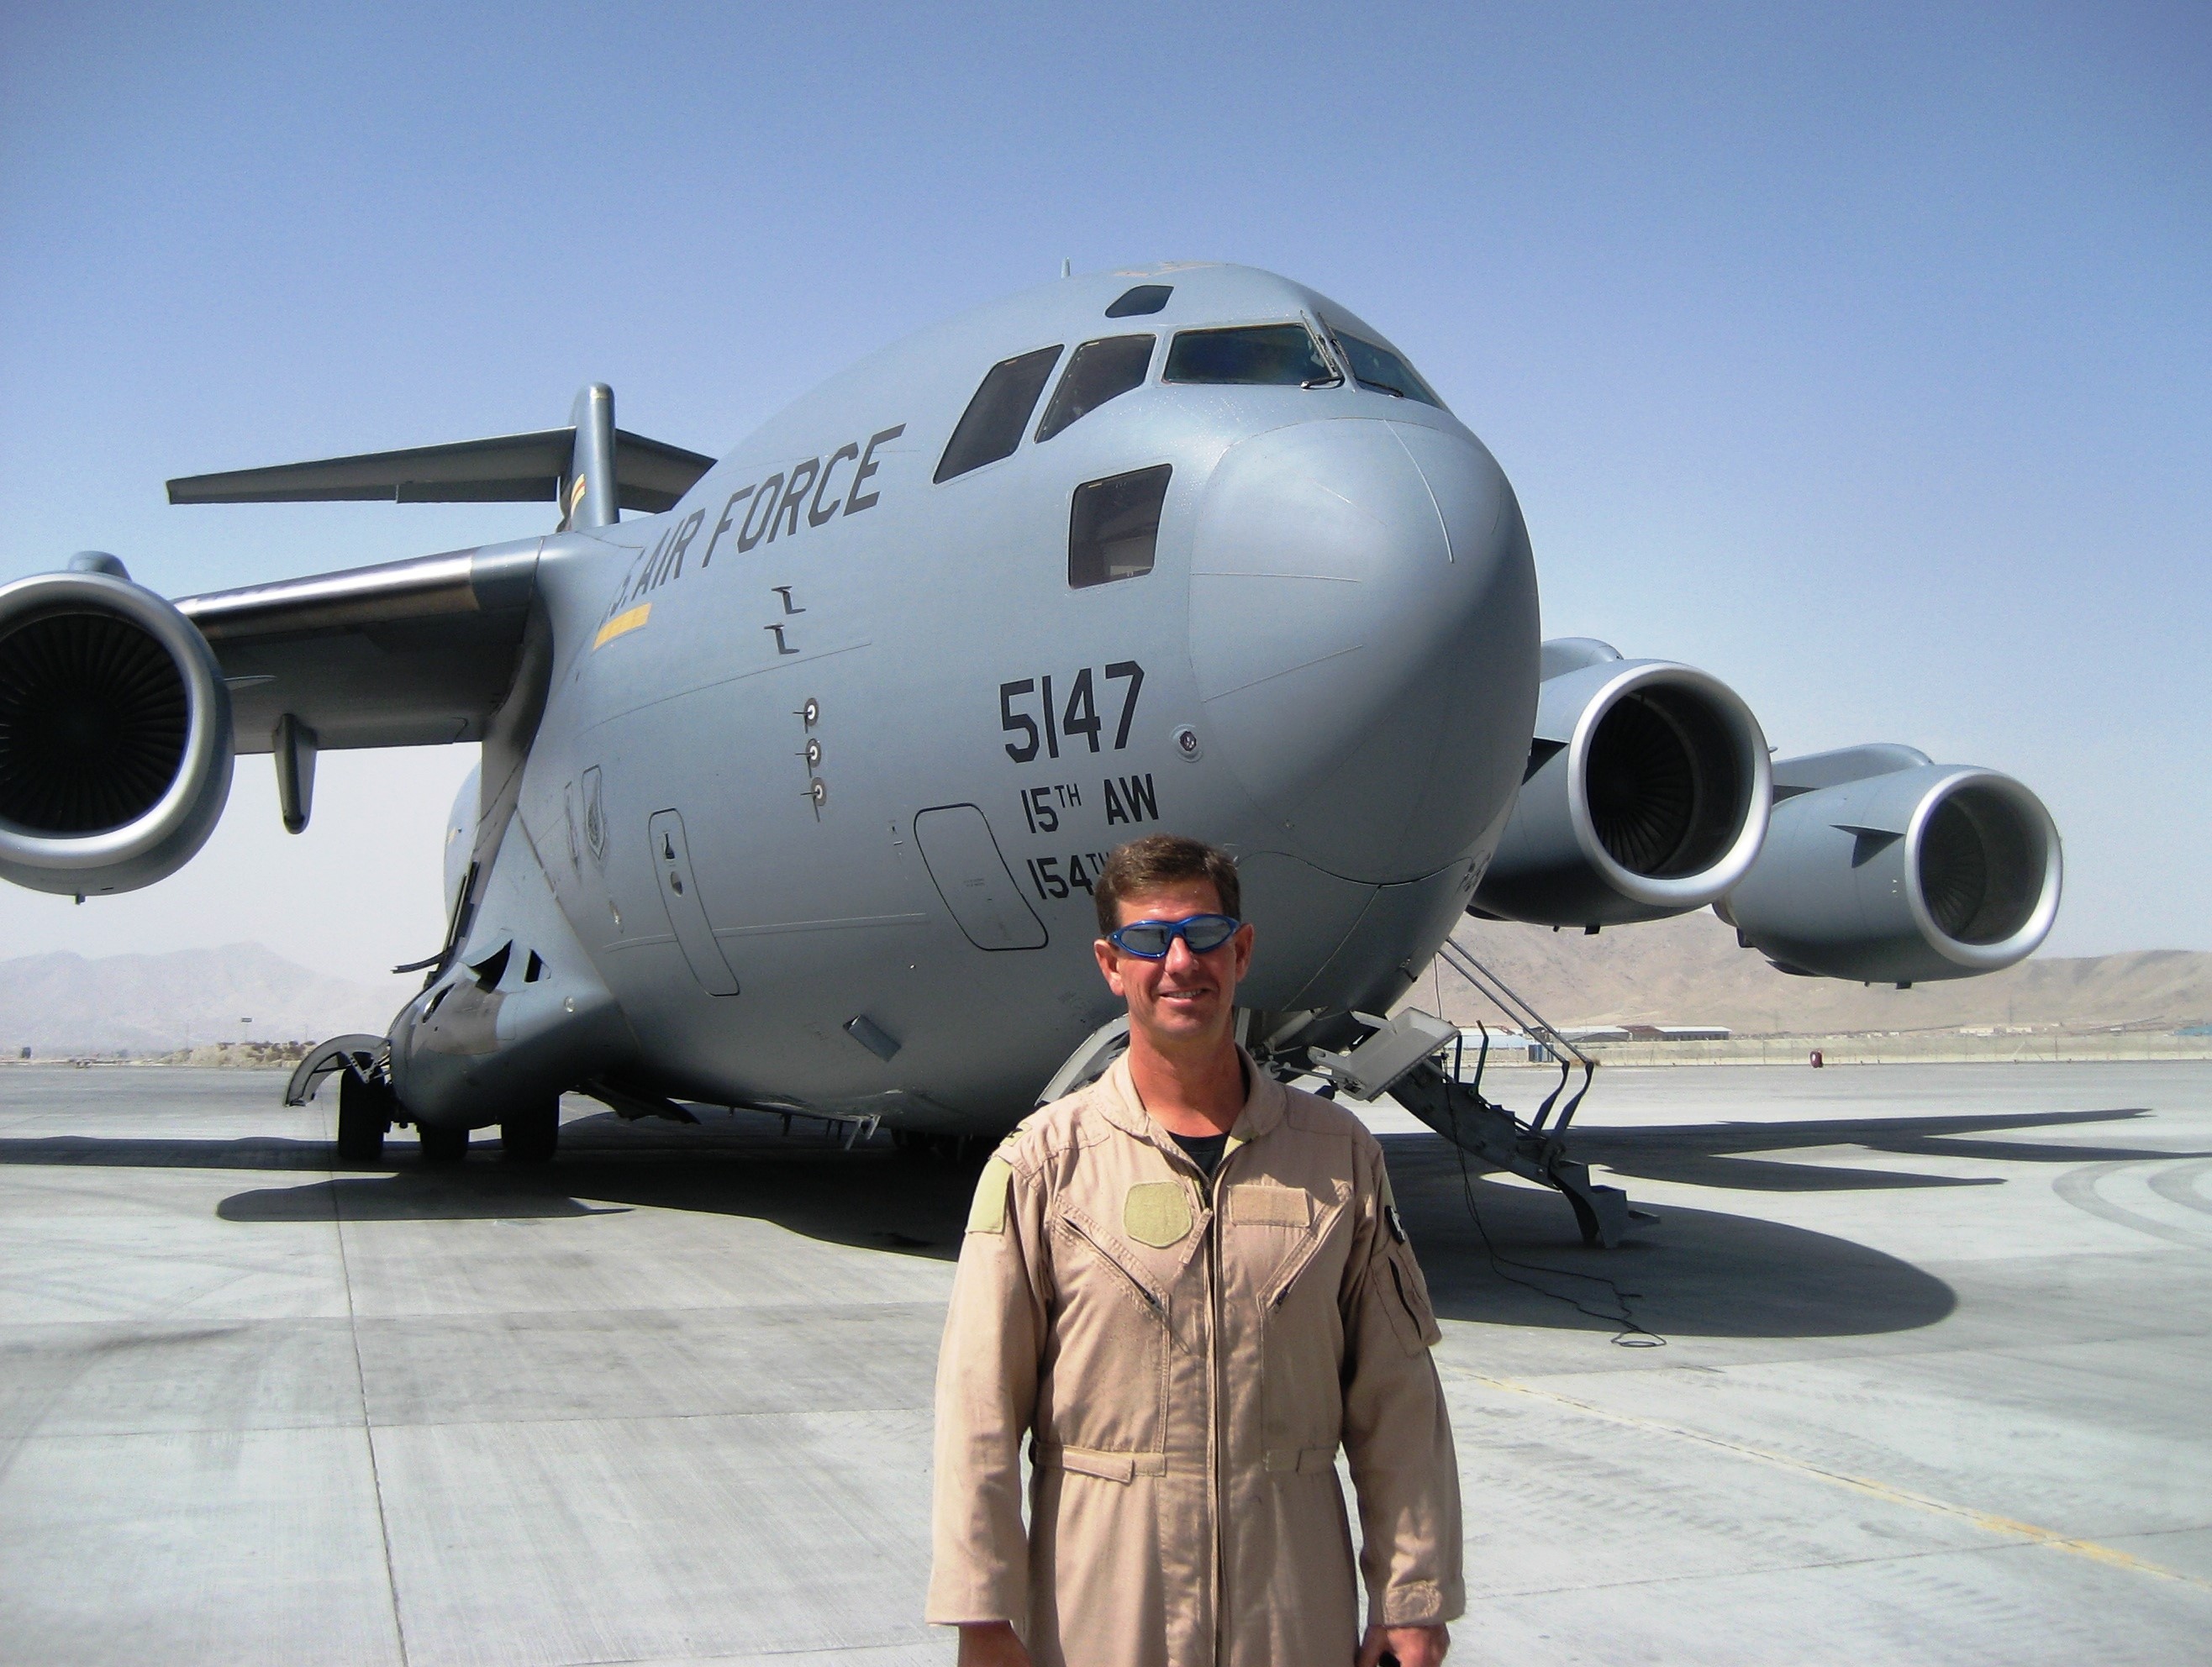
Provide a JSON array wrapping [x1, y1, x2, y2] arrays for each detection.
[[1093, 936, 1126, 996]]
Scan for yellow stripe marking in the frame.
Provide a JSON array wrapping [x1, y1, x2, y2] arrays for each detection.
[[566, 474, 588, 515], [593, 603, 650, 649], [1461, 1370, 2211, 1592]]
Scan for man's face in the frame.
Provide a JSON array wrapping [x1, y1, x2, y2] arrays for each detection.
[[1093, 877, 1256, 1052]]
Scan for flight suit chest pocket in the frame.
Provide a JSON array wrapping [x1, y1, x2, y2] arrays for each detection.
[[1051, 1208, 1172, 1453], [1056, 1208, 1174, 1328], [1234, 1183, 1335, 1313]]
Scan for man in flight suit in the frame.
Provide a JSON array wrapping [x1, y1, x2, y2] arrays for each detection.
[[928, 834, 1462, 1666]]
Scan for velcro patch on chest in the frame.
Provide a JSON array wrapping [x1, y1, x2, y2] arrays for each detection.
[[1226, 1182, 1311, 1228], [1124, 1181, 1193, 1248]]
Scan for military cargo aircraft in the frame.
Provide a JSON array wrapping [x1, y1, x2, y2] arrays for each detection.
[[0, 263, 2061, 1242]]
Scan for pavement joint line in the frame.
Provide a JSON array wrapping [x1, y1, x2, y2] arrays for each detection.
[[1458, 1369, 2212, 1594], [351, 1403, 934, 1436], [329, 1130, 413, 1667]]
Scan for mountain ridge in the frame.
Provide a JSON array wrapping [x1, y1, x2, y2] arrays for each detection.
[[6, 920, 2207, 1059], [1422, 910, 2212, 1035], [1, 944, 395, 1055]]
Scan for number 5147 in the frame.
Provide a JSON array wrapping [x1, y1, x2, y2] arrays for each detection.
[[1000, 662, 1143, 762]]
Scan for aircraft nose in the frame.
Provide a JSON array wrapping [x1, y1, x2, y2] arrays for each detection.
[[1187, 418, 1540, 883]]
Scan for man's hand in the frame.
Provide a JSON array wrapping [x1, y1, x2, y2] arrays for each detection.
[[1357, 1622, 1450, 1667], [956, 1621, 1032, 1666]]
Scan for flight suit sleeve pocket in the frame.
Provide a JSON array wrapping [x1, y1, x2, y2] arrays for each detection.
[[1382, 1245, 1443, 1354]]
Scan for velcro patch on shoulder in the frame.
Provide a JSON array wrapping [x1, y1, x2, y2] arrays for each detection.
[[967, 1157, 1013, 1234], [1226, 1182, 1311, 1228], [1124, 1181, 1193, 1248]]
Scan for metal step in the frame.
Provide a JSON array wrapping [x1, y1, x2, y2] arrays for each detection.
[[1386, 1056, 1631, 1248], [1295, 1004, 1637, 1248]]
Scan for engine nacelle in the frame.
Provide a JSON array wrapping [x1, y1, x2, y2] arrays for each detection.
[[1472, 639, 1772, 927], [1718, 745, 2061, 983], [0, 561, 234, 896]]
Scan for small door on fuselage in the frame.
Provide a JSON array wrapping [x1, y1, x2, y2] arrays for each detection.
[[647, 808, 740, 996], [914, 803, 1048, 951]]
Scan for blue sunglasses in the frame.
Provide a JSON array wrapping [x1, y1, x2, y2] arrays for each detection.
[[1108, 913, 1242, 959]]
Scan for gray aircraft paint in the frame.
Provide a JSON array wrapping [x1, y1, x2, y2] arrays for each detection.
[[407, 263, 1536, 1128]]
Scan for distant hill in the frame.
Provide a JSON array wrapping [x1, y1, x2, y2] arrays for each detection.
[[0, 944, 395, 1056], [7, 921, 2205, 1060], [1420, 910, 2212, 1036]]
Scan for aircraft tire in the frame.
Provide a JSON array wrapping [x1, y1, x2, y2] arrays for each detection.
[[418, 1123, 470, 1164], [335, 1070, 389, 1164], [501, 1101, 560, 1164]]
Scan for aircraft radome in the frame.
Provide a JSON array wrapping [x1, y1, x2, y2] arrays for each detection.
[[0, 263, 2062, 1242]]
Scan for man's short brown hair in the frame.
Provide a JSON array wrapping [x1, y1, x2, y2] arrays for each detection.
[[1093, 834, 1242, 937]]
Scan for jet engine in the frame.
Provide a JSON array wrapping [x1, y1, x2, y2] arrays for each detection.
[[0, 559, 234, 896], [1472, 639, 1772, 927], [1718, 744, 2061, 984]]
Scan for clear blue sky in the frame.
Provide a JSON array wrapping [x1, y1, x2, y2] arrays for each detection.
[[3, 1, 2205, 1000]]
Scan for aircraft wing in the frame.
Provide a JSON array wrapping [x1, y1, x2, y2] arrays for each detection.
[[175, 543, 542, 753], [160, 396, 718, 755], [166, 427, 714, 513]]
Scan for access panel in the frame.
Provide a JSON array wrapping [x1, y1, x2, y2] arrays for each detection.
[[914, 804, 1048, 951], [647, 808, 740, 996]]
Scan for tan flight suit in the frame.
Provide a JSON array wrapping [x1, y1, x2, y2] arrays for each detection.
[[928, 1052, 1463, 1666]]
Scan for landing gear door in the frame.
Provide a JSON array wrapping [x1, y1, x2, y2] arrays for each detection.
[[914, 803, 1048, 951], [647, 808, 740, 996]]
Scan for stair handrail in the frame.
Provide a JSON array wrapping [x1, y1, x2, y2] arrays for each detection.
[[1434, 933, 1598, 1134]]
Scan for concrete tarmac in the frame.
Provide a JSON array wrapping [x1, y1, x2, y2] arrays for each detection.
[[1, 1061, 2206, 1664]]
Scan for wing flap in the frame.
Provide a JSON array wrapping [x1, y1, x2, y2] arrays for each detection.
[[176, 543, 540, 753]]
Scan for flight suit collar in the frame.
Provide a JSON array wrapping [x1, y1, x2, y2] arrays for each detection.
[[1098, 1044, 1286, 1159]]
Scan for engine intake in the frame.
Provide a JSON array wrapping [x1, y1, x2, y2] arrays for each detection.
[[1473, 640, 1772, 927], [0, 563, 234, 895], [1719, 747, 2061, 983]]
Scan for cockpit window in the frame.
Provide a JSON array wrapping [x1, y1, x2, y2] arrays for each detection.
[[1036, 334, 1154, 442], [1105, 284, 1172, 318], [1163, 324, 1334, 387], [1328, 328, 1443, 408], [935, 344, 1065, 483], [1069, 465, 1170, 588]]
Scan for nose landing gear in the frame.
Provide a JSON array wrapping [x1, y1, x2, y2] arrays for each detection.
[[418, 1123, 470, 1164], [336, 1068, 391, 1164], [500, 1099, 561, 1163]]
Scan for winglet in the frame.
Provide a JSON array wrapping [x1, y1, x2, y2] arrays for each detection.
[[565, 384, 619, 531]]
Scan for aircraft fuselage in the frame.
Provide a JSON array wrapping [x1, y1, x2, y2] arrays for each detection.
[[401, 265, 1540, 1130]]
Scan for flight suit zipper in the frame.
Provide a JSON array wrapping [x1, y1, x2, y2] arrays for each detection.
[[1157, 1136, 1230, 1666], [1152, 1130, 1240, 1666], [1205, 1144, 1236, 1667]]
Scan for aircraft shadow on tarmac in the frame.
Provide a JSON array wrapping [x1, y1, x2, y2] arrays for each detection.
[[1562, 1106, 2191, 1193], [6, 1104, 2194, 1340]]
